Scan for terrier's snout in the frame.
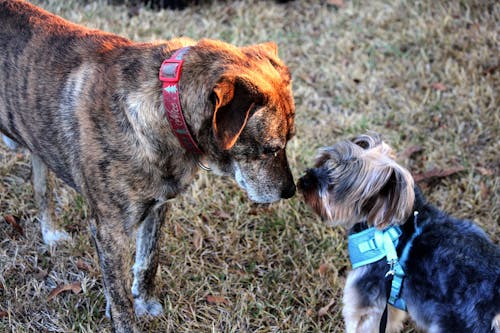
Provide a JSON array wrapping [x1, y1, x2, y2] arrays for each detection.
[[298, 169, 317, 192]]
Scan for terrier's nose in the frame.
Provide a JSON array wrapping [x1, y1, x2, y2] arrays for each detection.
[[297, 170, 315, 191]]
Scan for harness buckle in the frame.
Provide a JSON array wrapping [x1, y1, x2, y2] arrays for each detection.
[[385, 259, 396, 278]]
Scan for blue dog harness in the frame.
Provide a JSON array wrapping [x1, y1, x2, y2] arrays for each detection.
[[348, 224, 407, 311], [347, 211, 422, 330]]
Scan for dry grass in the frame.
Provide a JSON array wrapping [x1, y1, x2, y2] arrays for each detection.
[[1, 0, 498, 332]]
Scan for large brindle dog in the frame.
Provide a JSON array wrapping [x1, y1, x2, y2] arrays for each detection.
[[0, 1, 296, 331]]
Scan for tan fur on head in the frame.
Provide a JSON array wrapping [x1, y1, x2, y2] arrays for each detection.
[[303, 133, 414, 229]]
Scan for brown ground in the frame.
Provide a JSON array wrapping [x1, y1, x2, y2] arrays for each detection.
[[1, 0, 498, 332]]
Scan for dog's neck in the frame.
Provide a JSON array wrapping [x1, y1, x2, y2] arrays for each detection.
[[159, 46, 203, 154], [410, 185, 428, 217], [109, 40, 207, 157], [156, 41, 239, 156], [347, 186, 430, 313], [348, 186, 438, 262]]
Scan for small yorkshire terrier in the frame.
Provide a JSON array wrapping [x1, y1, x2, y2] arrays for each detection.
[[298, 133, 499, 333]]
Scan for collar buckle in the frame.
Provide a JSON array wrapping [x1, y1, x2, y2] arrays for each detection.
[[159, 59, 183, 83]]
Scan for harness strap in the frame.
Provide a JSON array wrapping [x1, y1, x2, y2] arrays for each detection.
[[379, 273, 393, 333], [378, 211, 420, 333], [388, 264, 406, 309], [348, 224, 411, 333]]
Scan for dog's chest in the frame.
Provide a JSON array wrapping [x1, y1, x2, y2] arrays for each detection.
[[141, 156, 198, 201]]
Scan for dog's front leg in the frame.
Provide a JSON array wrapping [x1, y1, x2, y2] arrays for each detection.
[[90, 219, 138, 333], [132, 202, 168, 317], [343, 268, 389, 333]]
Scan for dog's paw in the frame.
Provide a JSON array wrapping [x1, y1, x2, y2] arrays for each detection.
[[134, 297, 163, 317], [42, 229, 71, 246]]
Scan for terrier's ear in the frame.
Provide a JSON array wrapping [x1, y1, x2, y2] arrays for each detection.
[[212, 77, 260, 150], [363, 164, 415, 228]]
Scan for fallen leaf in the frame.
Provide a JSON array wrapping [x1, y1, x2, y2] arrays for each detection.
[[35, 269, 48, 280], [318, 264, 330, 276], [480, 182, 489, 200], [306, 308, 314, 317], [3, 215, 23, 236], [431, 82, 447, 91], [200, 214, 209, 224], [318, 298, 336, 317], [206, 295, 230, 305], [229, 269, 246, 276], [482, 64, 498, 76], [193, 230, 203, 251], [71, 282, 82, 293], [174, 223, 184, 237], [213, 210, 231, 220], [413, 165, 465, 183], [328, 0, 344, 8], [76, 259, 91, 272], [398, 145, 423, 159], [248, 203, 272, 215], [0, 311, 7, 318], [477, 167, 494, 176], [47, 282, 82, 301]]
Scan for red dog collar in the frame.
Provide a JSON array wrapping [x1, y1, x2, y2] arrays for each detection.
[[159, 47, 202, 154]]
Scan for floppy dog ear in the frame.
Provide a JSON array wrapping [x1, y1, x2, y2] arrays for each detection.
[[362, 164, 415, 228], [242, 42, 278, 57], [257, 42, 278, 56], [212, 77, 259, 150]]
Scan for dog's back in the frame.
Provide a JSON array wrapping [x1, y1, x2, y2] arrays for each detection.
[[0, 0, 133, 188], [399, 191, 500, 333]]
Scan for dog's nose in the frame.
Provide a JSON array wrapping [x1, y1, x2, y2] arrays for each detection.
[[281, 183, 296, 199]]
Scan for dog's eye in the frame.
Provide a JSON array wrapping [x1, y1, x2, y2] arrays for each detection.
[[263, 146, 281, 156]]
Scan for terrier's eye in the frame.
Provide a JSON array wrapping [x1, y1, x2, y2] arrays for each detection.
[[355, 140, 370, 149]]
